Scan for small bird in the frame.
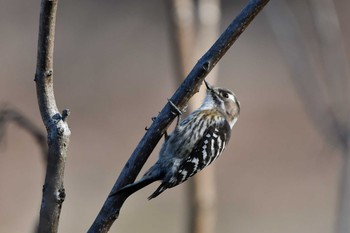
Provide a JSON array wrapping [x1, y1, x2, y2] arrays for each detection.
[[113, 80, 240, 200]]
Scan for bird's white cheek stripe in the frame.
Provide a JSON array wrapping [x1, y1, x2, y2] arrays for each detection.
[[228, 93, 236, 102]]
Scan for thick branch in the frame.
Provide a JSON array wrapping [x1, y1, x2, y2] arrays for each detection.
[[35, 0, 71, 233], [88, 0, 269, 232]]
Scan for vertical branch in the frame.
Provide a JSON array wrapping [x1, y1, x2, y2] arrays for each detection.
[[35, 1, 71, 233], [165, 0, 196, 84], [187, 1, 221, 233], [307, 1, 350, 232], [166, 1, 222, 231]]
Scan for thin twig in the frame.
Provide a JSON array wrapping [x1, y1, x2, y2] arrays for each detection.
[[35, 0, 71, 233], [0, 106, 47, 160], [87, 0, 269, 232]]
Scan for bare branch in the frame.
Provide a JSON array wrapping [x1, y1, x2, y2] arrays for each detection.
[[265, 1, 347, 147], [0, 106, 47, 160], [265, 1, 350, 232], [307, 1, 350, 232], [35, 0, 71, 232], [88, 0, 269, 232], [308, 0, 350, 118]]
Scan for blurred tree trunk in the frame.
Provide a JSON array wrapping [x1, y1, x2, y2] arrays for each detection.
[[165, 0, 195, 84], [166, 0, 221, 233], [188, 1, 221, 233]]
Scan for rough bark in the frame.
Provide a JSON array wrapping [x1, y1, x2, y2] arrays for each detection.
[[35, 1, 71, 232]]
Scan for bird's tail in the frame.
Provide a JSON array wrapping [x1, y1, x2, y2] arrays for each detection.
[[147, 182, 169, 200], [109, 175, 161, 199]]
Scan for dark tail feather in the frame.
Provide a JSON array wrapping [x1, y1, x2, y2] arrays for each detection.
[[110, 175, 160, 199], [148, 183, 169, 200]]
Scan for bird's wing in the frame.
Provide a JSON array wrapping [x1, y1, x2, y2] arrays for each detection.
[[171, 119, 231, 185], [148, 118, 231, 200]]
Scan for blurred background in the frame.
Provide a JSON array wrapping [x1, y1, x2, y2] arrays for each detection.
[[0, 0, 349, 232]]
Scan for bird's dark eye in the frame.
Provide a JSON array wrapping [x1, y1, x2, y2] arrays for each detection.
[[222, 92, 229, 98]]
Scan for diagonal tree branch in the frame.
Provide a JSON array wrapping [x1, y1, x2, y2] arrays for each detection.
[[35, 0, 71, 233], [88, 0, 269, 232]]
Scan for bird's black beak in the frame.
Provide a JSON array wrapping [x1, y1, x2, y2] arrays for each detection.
[[204, 80, 212, 90]]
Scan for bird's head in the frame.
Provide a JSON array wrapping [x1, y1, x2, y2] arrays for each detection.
[[201, 80, 240, 128]]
